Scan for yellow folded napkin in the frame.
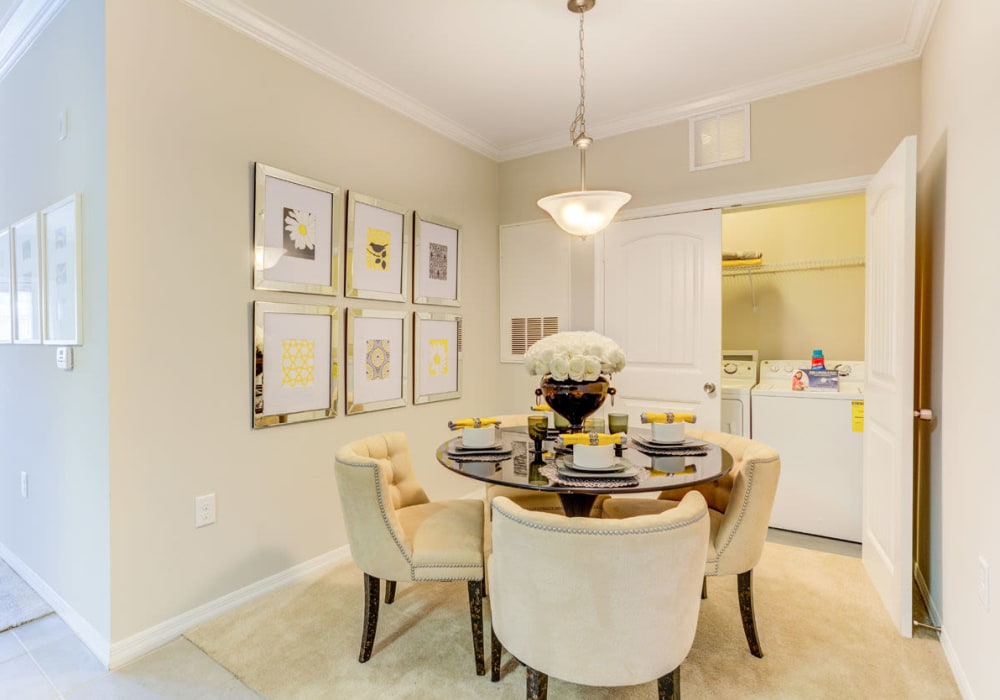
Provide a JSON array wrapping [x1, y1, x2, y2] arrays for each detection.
[[530, 405, 552, 412], [556, 432, 628, 447], [641, 412, 697, 424], [448, 417, 501, 430]]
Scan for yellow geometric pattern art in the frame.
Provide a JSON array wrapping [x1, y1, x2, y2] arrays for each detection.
[[281, 338, 316, 388], [366, 338, 391, 381], [428, 338, 448, 376]]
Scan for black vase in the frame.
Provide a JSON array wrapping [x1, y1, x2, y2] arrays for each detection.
[[539, 375, 610, 433]]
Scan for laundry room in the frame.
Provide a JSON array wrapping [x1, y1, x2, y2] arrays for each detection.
[[721, 194, 867, 542]]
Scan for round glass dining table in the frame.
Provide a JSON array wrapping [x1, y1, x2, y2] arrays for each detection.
[[436, 426, 734, 517]]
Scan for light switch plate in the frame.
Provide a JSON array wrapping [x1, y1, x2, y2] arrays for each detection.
[[56, 347, 73, 370]]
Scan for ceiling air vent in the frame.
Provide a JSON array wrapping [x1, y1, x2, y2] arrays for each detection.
[[509, 317, 559, 357], [689, 104, 750, 171]]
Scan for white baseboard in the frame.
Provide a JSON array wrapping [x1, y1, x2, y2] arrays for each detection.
[[0, 542, 111, 668], [939, 628, 976, 700], [109, 544, 353, 669]]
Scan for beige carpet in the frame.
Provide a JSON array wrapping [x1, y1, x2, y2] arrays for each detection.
[[185, 543, 959, 699], [0, 558, 53, 633]]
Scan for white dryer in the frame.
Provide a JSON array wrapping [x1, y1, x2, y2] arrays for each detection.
[[720, 358, 757, 438], [751, 359, 865, 542]]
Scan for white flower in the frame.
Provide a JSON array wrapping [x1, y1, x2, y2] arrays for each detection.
[[285, 209, 316, 251], [523, 331, 626, 379], [549, 352, 571, 381]]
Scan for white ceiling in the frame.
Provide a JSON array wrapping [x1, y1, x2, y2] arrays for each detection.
[[2, 0, 940, 161]]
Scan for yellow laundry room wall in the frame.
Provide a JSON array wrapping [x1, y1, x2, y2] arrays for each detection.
[[721, 194, 866, 361]]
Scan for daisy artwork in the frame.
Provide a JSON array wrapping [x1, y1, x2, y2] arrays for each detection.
[[283, 207, 316, 260]]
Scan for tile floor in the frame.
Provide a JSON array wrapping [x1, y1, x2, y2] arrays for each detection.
[[0, 530, 894, 699]]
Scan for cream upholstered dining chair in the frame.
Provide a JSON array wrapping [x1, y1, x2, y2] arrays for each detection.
[[334, 432, 486, 675], [602, 429, 781, 658], [488, 492, 709, 699]]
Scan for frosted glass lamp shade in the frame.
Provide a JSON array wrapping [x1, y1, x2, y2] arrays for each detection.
[[537, 190, 632, 237]]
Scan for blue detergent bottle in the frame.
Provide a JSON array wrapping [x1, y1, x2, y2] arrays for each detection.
[[811, 349, 825, 370]]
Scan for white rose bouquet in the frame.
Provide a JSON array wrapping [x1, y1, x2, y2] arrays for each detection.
[[524, 331, 626, 382]]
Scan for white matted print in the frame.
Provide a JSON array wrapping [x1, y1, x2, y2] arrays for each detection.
[[413, 213, 460, 306], [346, 192, 410, 301], [42, 194, 82, 345], [253, 301, 339, 429], [12, 213, 41, 344], [346, 308, 409, 415], [254, 163, 341, 295], [414, 312, 461, 404], [0, 228, 11, 343]]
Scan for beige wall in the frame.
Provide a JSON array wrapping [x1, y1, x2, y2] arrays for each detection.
[[721, 195, 866, 360], [105, 0, 498, 641], [0, 0, 110, 643], [919, 0, 1000, 697], [497, 63, 918, 412]]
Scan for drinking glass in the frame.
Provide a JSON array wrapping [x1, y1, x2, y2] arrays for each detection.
[[608, 413, 628, 457], [584, 417, 605, 434], [527, 415, 548, 452]]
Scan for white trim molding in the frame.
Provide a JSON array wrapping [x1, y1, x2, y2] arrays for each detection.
[[0, 0, 67, 83], [177, 0, 500, 160], [109, 544, 353, 668], [0, 541, 111, 668]]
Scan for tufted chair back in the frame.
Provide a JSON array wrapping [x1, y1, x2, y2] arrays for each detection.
[[334, 432, 430, 581]]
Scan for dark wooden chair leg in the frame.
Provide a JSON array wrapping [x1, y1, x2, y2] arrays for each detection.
[[384, 580, 396, 604], [701, 576, 707, 599], [526, 666, 548, 700], [360, 573, 380, 663], [467, 580, 486, 675], [738, 569, 764, 658], [491, 626, 502, 681], [657, 666, 680, 700]]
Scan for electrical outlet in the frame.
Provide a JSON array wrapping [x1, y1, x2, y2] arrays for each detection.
[[20, 471, 27, 499], [195, 494, 216, 528], [979, 556, 990, 610]]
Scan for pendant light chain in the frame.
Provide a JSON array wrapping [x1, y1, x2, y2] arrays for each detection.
[[569, 11, 587, 144]]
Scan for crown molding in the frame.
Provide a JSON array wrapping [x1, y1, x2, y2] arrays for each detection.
[[179, 0, 501, 160], [0, 0, 67, 83]]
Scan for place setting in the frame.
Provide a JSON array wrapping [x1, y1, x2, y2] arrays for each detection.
[[445, 417, 513, 460], [540, 431, 644, 487], [630, 411, 710, 456]]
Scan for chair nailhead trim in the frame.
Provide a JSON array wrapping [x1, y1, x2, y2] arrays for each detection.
[[492, 502, 706, 535], [710, 453, 779, 576]]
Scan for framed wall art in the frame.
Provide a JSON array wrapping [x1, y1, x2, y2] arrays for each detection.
[[42, 194, 83, 345], [11, 213, 41, 344], [346, 308, 410, 415], [413, 212, 460, 306], [0, 227, 11, 344], [413, 312, 462, 404], [253, 301, 339, 429], [345, 191, 410, 302], [253, 163, 342, 296]]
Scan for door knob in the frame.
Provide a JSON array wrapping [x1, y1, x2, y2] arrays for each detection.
[[704, 382, 716, 395], [913, 408, 933, 421]]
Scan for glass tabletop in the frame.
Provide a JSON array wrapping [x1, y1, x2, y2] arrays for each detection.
[[436, 426, 733, 495]]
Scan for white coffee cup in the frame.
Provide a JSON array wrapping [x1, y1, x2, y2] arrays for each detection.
[[462, 426, 496, 448], [573, 443, 614, 470]]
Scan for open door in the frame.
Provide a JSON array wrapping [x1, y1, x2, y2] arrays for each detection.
[[863, 135, 917, 637], [599, 210, 722, 430]]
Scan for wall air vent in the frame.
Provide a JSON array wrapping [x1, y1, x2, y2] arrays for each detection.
[[509, 317, 559, 357], [690, 104, 750, 171]]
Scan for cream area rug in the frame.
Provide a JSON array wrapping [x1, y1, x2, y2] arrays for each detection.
[[185, 542, 960, 699], [0, 558, 53, 633]]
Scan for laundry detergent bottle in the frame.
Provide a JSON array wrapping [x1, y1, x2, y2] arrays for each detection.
[[811, 349, 825, 370]]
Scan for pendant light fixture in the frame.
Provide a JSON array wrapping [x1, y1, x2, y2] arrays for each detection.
[[537, 0, 631, 237]]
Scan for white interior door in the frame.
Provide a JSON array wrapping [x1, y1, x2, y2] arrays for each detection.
[[599, 210, 722, 430], [863, 135, 916, 637]]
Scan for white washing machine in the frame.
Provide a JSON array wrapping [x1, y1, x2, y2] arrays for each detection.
[[721, 352, 758, 438], [751, 359, 865, 542]]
